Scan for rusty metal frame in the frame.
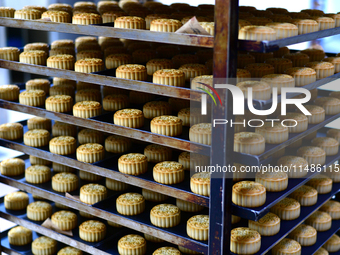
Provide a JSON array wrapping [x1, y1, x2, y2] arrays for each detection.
[[0, 60, 202, 101], [0, 176, 208, 253], [0, 18, 213, 48], [208, 0, 238, 254]]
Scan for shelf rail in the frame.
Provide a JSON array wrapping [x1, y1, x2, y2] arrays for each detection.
[[0, 213, 112, 255], [0, 18, 213, 48], [2, 18, 340, 52], [0, 101, 211, 155], [0, 60, 202, 101], [0, 139, 209, 207], [0, 175, 208, 253]]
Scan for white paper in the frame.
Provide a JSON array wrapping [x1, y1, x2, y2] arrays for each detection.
[[41, 218, 73, 236], [65, 192, 80, 202], [175, 17, 211, 35]]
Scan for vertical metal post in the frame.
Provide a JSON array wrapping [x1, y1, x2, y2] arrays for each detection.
[[208, 0, 239, 254]]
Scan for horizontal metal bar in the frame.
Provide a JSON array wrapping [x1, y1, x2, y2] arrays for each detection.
[[0, 139, 209, 206], [0, 100, 210, 156], [1, 246, 23, 255], [0, 17, 213, 48], [254, 74, 340, 109], [0, 212, 111, 255], [3, 18, 340, 53], [0, 60, 202, 101], [239, 27, 340, 53], [0, 176, 208, 253]]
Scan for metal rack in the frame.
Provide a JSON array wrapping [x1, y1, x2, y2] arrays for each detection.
[[0, 61, 203, 100], [2, 17, 340, 51], [1, 1, 340, 254], [2, 97, 340, 166], [0, 155, 209, 253], [0, 147, 339, 255], [0, 193, 188, 255], [0, 196, 113, 255]]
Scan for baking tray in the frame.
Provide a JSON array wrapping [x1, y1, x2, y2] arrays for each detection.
[[0, 194, 117, 255], [93, 188, 209, 252], [3, 99, 340, 167], [2, 17, 340, 52], [0, 229, 80, 255], [231, 182, 340, 254], [257, 112, 340, 163], [0, 221, 182, 255], [0, 121, 209, 207], [0, 17, 213, 48], [253, 72, 340, 109], [238, 26, 340, 52], [0, 99, 210, 156], [3, 126, 340, 222], [0, 60, 202, 101], [2, 64, 340, 164], [301, 221, 340, 255], [233, 128, 340, 221], [0, 156, 208, 253]]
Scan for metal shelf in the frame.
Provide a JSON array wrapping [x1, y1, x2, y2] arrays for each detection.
[[1, 57, 339, 109], [233, 129, 340, 221], [2, 18, 340, 53], [0, 102, 210, 156], [0, 60, 202, 101], [0, 195, 183, 255], [253, 73, 340, 110], [301, 220, 340, 255], [1, 230, 42, 255], [4, 100, 340, 167], [231, 183, 340, 255], [0, 17, 213, 48], [0, 226, 181, 255], [0, 131, 209, 207], [2, 128, 340, 223], [238, 26, 340, 53], [0, 195, 113, 255], [0, 174, 208, 253], [221, 113, 340, 167], [256, 113, 340, 163], [2, 3, 340, 254]]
